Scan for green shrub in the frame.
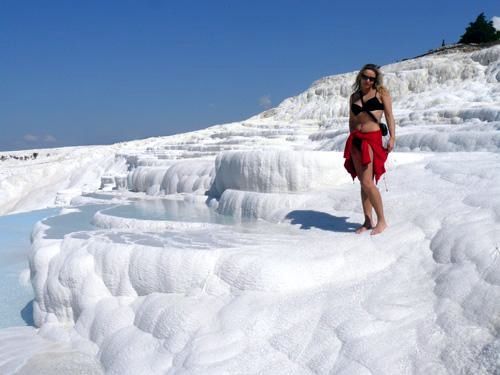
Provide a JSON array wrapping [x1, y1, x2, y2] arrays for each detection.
[[459, 13, 500, 44]]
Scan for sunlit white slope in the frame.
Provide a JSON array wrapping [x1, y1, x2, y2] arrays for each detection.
[[107, 45, 500, 206], [112, 45, 500, 202], [258, 45, 500, 123], [254, 44, 500, 152], [0, 146, 127, 216], [22, 151, 500, 375]]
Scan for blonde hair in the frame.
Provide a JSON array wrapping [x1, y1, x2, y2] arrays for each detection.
[[352, 64, 388, 94]]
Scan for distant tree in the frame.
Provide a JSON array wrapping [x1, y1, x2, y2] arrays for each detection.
[[459, 13, 500, 44]]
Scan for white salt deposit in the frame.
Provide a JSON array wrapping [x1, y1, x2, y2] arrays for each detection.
[[0, 45, 499, 374], [210, 150, 349, 197]]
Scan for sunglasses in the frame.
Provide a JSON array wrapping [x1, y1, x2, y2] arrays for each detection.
[[361, 74, 376, 82]]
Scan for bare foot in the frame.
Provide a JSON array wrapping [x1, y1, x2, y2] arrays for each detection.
[[355, 222, 372, 234], [370, 222, 387, 235]]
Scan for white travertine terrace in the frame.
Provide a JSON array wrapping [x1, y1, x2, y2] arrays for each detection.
[[0, 45, 499, 374]]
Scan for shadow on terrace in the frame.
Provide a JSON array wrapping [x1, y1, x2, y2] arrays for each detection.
[[285, 210, 358, 232]]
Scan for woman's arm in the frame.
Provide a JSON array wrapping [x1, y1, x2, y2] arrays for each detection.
[[382, 90, 396, 152]]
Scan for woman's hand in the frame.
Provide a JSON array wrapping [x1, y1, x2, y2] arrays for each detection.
[[387, 137, 395, 152]]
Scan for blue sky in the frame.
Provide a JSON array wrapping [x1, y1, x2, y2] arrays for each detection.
[[1, 0, 498, 151]]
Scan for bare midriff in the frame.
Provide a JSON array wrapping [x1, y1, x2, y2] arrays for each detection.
[[352, 111, 383, 133]]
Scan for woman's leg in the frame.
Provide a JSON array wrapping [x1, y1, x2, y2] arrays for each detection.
[[351, 147, 373, 233], [353, 145, 387, 235], [360, 188, 372, 228]]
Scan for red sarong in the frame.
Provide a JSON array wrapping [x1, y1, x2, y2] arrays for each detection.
[[344, 130, 388, 183]]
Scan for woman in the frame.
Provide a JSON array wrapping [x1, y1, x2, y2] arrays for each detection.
[[344, 64, 395, 235]]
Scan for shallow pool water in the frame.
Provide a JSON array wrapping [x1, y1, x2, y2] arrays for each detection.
[[0, 199, 271, 329], [103, 199, 238, 225], [43, 204, 110, 239], [0, 208, 59, 328]]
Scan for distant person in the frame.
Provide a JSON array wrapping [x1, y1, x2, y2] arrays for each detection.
[[343, 64, 395, 235]]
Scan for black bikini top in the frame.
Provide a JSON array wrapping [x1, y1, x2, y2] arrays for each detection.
[[351, 92, 384, 116]]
